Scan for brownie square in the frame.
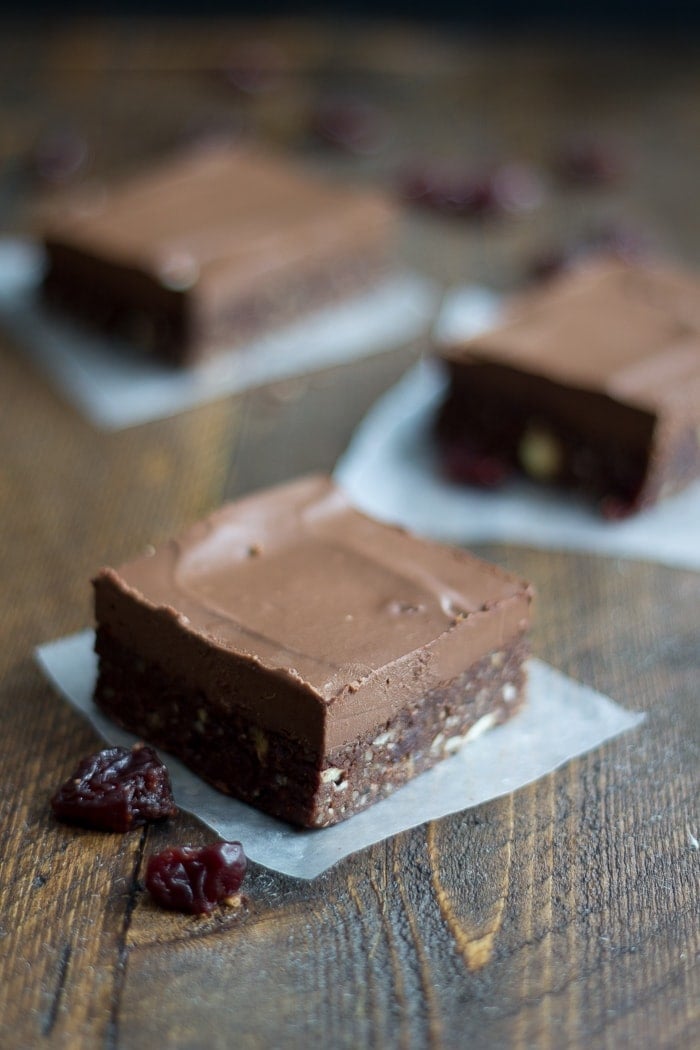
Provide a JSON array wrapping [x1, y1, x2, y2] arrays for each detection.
[[435, 259, 700, 516], [42, 144, 397, 365], [93, 476, 534, 828]]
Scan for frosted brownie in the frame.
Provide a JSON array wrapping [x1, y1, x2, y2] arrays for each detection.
[[435, 259, 700, 516], [42, 144, 397, 365], [93, 476, 533, 828]]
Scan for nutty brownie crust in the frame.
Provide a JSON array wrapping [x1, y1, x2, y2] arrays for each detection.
[[95, 627, 528, 828]]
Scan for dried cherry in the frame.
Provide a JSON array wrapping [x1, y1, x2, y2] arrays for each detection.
[[554, 136, 625, 187], [145, 842, 247, 915], [51, 745, 177, 832], [528, 223, 652, 283], [441, 441, 512, 488], [399, 160, 543, 219], [310, 94, 390, 156], [399, 164, 495, 217]]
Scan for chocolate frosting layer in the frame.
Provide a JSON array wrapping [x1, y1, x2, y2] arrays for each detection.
[[442, 259, 700, 417], [94, 476, 533, 751], [44, 144, 397, 315]]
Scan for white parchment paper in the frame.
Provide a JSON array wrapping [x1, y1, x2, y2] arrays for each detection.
[[334, 286, 700, 571], [0, 238, 438, 430], [36, 630, 644, 880]]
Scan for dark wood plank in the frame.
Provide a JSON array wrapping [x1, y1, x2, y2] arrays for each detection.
[[0, 20, 697, 1050]]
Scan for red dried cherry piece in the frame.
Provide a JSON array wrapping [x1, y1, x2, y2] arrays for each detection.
[[599, 495, 637, 521], [528, 222, 652, 284], [146, 842, 247, 915], [442, 442, 512, 488], [399, 161, 543, 219], [51, 745, 177, 832], [311, 94, 390, 155], [399, 164, 494, 216], [555, 136, 625, 187]]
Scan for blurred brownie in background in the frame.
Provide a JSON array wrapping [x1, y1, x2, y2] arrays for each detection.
[[435, 258, 700, 517], [42, 144, 397, 365]]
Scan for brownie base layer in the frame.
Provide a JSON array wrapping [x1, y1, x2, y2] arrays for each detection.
[[94, 628, 529, 828], [435, 374, 700, 515], [42, 240, 392, 367]]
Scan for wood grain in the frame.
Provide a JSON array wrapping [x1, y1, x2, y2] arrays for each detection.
[[0, 20, 698, 1050]]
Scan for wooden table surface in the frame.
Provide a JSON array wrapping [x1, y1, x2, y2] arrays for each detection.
[[0, 19, 698, 1050]]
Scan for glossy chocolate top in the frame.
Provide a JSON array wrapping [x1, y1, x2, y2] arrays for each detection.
[[95, 476, 532, 750], [44, 144, 397, 306], [441, 259, 700, 416]]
